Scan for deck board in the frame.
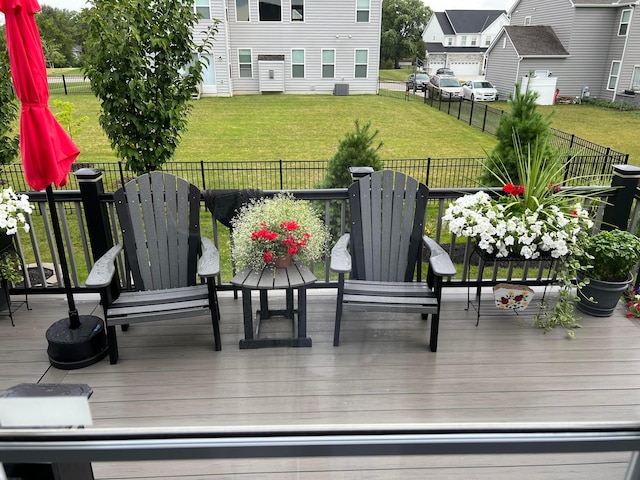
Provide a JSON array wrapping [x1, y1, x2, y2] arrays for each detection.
[[1, 289, 640, 478]]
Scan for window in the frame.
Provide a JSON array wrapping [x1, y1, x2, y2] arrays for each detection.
[[195, 0, 210, 20], [524, 16, 531, 26], [322, 49, 335, 78], [356, 0, 370, 22], [471, 36, 477, 46], [484, 35, 492, 46], [619, 9, 632, 36], [355, 49, 368, 78], [632, 66, 640, 91], [238, 49, 252, 78], [259, 0, 281, 21], [446, 37, 453, 46], [502, 37, 507, 48], [291, 0, 304, 21], [608, 61, 621, 90], [460, 35, 467, 46], [236, 0, 249, 21], [291, 49, 305, 78]]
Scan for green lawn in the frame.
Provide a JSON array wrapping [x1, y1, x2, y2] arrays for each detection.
[[46, 92, 640, 166]]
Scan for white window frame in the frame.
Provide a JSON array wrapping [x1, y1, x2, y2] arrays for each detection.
[[484, 35, 492, 46], [608, 60, 621, 90], [322, 49, 335, 79], [471, 36, 477, 46], [460, 35, 467, 46], [291, 49, 305, 78], [236, 0, 250, 21], [356, 0, 370, 23], [631, 65, 640, 91], [354, 49, 368, 78], [446, 37, 453, 46], [618, 9, 632, 36], [195, 0, 210, 20], [291, 0, 304, 22], [259, 0, 282, 22], [524, 16, 531, 26], [238, 48, 253, 78]]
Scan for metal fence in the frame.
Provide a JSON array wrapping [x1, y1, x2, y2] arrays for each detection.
[[47, 74, 92, 95], [0, 154, 624, 194], [378, 77, 629, 163]]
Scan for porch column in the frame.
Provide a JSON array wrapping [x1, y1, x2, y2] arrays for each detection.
[[74, 168, 119, 299], [602, 164, 640, 231]]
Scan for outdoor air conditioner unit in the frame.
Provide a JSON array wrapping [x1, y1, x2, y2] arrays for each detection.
[[333, 83, 349, 96]]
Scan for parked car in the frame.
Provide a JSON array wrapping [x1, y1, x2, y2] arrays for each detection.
[[427, 74, 463, 101], [406, 73, 430, 92], [462, 80, 499, 101], [436, 68, 455, 76]]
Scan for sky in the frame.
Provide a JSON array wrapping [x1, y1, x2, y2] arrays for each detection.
[[38, 0, 516, 14]]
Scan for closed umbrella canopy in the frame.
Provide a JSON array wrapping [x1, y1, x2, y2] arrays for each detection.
[[0, 0, 79, 191]]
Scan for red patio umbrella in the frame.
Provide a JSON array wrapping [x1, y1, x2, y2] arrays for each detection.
[[1, 0, 108, 369]]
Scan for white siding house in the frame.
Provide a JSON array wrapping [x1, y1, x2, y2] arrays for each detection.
[[486, 0, 640, 103], [192, 0, 382, 96], [422, 10, 509, 78]]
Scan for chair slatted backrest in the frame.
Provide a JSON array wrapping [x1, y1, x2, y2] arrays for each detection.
[[349, 170, 428, 282], [115, 172, 201, 291]]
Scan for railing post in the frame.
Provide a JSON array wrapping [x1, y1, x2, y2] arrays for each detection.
[[62, 74, 68, 95], [602, 165, 640, 231], [75, 168, 119, 299]]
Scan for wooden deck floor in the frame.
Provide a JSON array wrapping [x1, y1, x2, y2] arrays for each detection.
[[2, 287, 640, 479]]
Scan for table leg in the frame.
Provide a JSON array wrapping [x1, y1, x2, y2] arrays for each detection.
[[259, 290, 269, 319], [241, 287, 253, 341], [297, 287, 307, 338], [286, 288, 294, 320]]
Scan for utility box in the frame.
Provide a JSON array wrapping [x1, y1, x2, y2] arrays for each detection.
[[581, 85, 590, 101], [333, 83, 349, 96]]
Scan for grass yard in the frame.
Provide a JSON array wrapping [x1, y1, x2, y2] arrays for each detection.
[[52, 93, 639, 166]]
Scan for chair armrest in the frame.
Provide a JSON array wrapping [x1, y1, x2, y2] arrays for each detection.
[[198, 237, 220, 278], [330, 233, 351, 273], [85, 244, 123, 288], [423, 236, 456, 277]]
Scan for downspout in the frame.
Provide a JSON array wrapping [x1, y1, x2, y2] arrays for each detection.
[[614, 5, 634, 102]]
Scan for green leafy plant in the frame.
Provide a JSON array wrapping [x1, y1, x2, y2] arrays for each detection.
[[231, 193, 331, 270], [0, 250, 23, 284], [84, 0, 217, 174], [53, 100, 88, 140], [580, 229, 640, 282], [0, 48, 19, 168]]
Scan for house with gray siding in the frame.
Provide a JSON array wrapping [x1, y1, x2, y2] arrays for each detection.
[[485, 0, 640, 103], [422, 10, 509, 77], [192, 0, 382, 96]]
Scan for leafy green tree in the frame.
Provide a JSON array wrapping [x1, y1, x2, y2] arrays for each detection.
[[480, 83, 554, 186], [0, 44, 20, 169], [381, 0, 431, 68], [36, 6, 78, 67], [84, 0, 216, 174], [41, 39, 66, 69], [53, 100, 88, 140]]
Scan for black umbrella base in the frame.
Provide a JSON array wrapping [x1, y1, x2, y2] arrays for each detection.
[[46, 315, 109, 370]]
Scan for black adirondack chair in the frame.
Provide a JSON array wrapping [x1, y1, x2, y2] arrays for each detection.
[[331, 170, 456, 351], [86, 172, 222, 364]]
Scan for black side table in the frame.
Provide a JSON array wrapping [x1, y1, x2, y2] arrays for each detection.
[[231, 262, 316, 349]]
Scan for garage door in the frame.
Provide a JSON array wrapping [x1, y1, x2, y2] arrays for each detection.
[[428, 62, 444, 75], [449, 61, 482, 77]]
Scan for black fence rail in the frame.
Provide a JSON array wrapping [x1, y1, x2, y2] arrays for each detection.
[[0, 154, 624, 195], [378, 77, 629, 163], [47, 74, 92, 95]]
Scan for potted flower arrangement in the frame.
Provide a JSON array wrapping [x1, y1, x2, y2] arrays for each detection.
[[0, 187, 32, 311], [442, 139, 597, 335], [575, 229, 640, 317], [231, 193, 331, 270]]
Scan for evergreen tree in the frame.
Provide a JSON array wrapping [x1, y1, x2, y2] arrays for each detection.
[[480, 83, 554, 186]]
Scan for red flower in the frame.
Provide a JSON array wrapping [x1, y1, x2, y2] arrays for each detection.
[[501, 297, 509, 304], [502, 183, 525, 197], [288, 246, 298, 255], [263, 251, 273, 263], [280, 221, 299, 231], [514, 295, 523, 302], [627, 312, 634, 318]]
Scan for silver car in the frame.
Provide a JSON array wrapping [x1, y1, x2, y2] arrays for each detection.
[[462, 80, 498, 101]]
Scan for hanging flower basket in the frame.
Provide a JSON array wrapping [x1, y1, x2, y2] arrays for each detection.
[[493, 283, 535, 311]]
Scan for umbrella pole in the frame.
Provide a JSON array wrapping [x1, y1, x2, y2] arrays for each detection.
[[44, 185, 109, 369], [45, 185, 80, 328]]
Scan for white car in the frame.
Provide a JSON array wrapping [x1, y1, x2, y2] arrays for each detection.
[[462, 80, 498, 101]]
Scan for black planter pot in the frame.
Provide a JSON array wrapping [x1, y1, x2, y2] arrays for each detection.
[[575, 271, 632, 317]]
